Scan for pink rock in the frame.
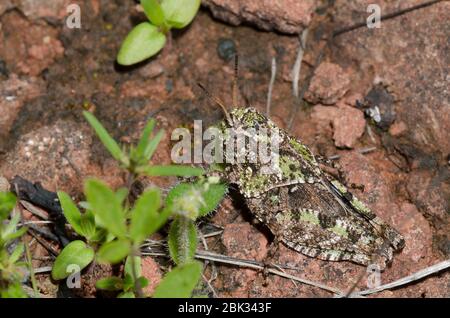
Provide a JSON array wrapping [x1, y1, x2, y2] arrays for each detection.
[[311, 105, 366, 148], [0, 0, 14, 16], [333, 1, 450, 158], [305, 62, 351, 105], [222, 222, 268, 261], [407, 170, 449, 222], [394, 203, 433, 263], [0, 119, 122, 194], [332, 105, 366, 148], [202, 0, 316, 34], [218, 222, 269, 297], [19, 0, 72, 21], [389, 121, 408, 136], [141, 257, 162, 297], [0, 11, 64, 76], [0, 74, 44, 136]]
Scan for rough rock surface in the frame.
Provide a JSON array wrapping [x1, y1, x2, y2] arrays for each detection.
[[333, 0, 450, 160], [141, 257, 163, 296], [0, 11, 64, 76], [218, 222, 268, 297], [305, 62, 351, 105], [202, 0, 316, 34], [0, 74, 44, 139], [0, 119, 123, 194], [311, 105, 366, 148]]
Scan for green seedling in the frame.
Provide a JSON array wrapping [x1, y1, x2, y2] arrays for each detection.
[[0, 192, 28, 298], [117, 0, 201, 65], [52, 112, 225, 298]]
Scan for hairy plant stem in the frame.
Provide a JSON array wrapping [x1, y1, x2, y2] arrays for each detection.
[[177, 216, 191, 265], [130, 247, 144, 298]]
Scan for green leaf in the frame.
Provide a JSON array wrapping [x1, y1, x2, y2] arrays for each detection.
[[161, 0, 200, 29], [51, 240, 95, 280], [85, 179, 127, 238], [138, 165, 204, 177], [9, 243, 24, 264], [123, 273, 134, 291], [0, 282, 27, 298], [2, 214, 26, 242], [58, 192, 85, 237], [2, 226, 27, 242], [79, 210, 96, 241], [117, 22, 166, 66], [115, 187, 129, 205], [137, 276, 149, 289], [133, 119, 156, 162], [0, 192, 16, 221], [83, 111, 128, 165], [130, 189, 161, 244], [168, 217, 197, 265], [165, 182, 227, 217], [118, 291, 135, 298], [96, 277, 124, 291], [125, 256, 142, 278], [153, 261, 202, 298], [141, 0, 165, 26], [143, 129, 164, 161], [97, 239, 131, 264], [89, 228, 107, 243]]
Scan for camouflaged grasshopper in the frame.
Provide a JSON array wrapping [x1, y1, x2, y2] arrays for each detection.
[[198, 57, 404, 269]]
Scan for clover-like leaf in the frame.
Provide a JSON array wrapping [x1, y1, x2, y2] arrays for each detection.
[[51, 240, 95, 280], [117, 22, 166, 66], [153, 261, 202, 298]]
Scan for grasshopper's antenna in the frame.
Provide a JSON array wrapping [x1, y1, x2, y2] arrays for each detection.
[[197, 82, 232, 124], [232, 54, 239, 108]]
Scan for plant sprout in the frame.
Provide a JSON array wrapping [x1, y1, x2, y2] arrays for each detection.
[[117, 0, 201, 65]]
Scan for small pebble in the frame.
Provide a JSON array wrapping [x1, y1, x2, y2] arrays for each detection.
[[217, 38, 236, 61]]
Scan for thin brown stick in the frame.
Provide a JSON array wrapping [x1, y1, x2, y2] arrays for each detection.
[[327, 146, 377, 160], [351, 259, 450, 296], [142, 248, 344, 296], [28, 230, 58, 257], [20, 200, 49, 220]]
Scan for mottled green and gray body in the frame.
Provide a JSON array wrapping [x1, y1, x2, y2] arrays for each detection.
[[212, 107, 404, 268]]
